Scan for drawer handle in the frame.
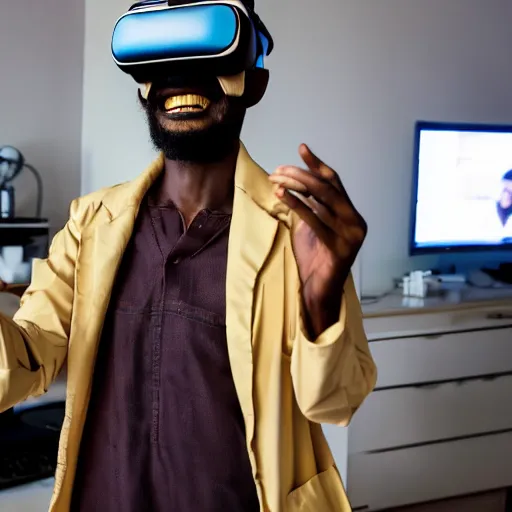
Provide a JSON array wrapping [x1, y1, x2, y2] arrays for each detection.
[[414, 383, 441, 390], [413, 376, 502, 389], [487, 313, 512, 320]]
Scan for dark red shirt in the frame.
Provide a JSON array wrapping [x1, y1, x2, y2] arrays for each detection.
[[71, 190, 259, 511]]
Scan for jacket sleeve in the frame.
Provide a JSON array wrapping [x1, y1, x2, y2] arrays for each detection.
[[290, 273, 377, 426], [0, 202, 80, 413]]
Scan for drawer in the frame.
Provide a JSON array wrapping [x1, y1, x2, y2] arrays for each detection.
[[382, 490, 506, 512], [364, 299, 512, 340], [348, 431, 512, 511], [349, 374, 512, 453], [370, 327, 512, 388]]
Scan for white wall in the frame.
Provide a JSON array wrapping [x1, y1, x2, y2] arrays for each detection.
[[82, 0, 512, 294], [0, 0, 84, 232]]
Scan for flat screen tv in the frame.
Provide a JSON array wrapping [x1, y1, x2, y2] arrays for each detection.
[[410, 121, 512, 255]]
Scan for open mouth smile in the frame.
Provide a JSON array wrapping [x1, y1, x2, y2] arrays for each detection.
[[164, 94, 211, 115], [154, 85, 216, 120]]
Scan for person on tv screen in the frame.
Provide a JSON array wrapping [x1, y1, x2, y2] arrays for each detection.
[[497, 169, 512, 231]]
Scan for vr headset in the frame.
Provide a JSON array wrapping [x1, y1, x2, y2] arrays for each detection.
[[112, 0, 274, 84]]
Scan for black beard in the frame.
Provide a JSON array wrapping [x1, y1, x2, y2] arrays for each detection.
[[142, 96, 245, 164]]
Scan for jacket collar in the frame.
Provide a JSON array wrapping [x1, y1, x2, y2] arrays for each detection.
[[100, 142, 289, 221]]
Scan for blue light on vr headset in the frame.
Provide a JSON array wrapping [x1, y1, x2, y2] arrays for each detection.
[[255, 32, 269, 68], [112, 5, 238, 64]]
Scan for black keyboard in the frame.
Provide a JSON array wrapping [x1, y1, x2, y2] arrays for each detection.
[[0, 402, 64, 490], [0, 446, 57, 490]]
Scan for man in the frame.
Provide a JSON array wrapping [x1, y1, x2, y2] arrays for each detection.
[[0, 1, 377, 510]]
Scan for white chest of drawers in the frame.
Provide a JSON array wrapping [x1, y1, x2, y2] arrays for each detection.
[[347, 290, 512, 511]]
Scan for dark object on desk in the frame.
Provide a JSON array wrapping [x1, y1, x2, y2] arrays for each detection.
[[0, 217, 49, 247], [0, 279, 28, 297], [482, 263, 512, 285], [0, 402, 65, 490], [0, 145, 43, 219]]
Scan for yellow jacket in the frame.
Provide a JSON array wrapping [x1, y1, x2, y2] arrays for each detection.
[[0, 144, 377, 511]]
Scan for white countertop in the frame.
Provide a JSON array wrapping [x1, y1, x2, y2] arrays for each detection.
[[0, 478, 54, 512], [0, 292, 21, 318], [363, 286, 512, 318]]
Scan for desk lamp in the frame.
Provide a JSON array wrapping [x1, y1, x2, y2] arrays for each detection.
[[0, 146, 43, 219]]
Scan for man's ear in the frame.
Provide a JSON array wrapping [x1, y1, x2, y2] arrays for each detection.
[[242, 68, 269, 108]]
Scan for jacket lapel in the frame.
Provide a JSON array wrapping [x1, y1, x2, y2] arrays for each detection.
[[225, 144, 286, 477]]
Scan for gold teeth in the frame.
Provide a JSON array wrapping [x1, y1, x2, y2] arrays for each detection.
[[165, 94, 210, 111]]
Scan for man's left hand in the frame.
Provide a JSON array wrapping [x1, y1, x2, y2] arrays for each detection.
[[269, 144, 367, 339]]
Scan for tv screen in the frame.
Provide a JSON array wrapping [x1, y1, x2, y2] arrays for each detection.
[[410, 121, 512, 255]]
